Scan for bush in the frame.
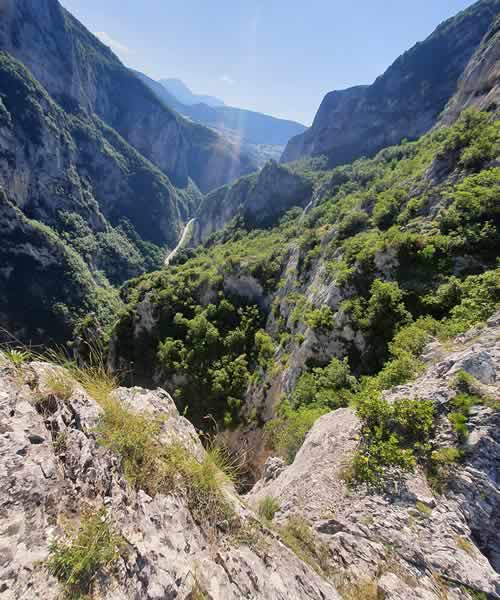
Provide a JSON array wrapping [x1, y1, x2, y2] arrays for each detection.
[[257, 495, 280, 521], [352, 393, 435, 484], [337, 209, 370, 239], [304, 306, 335, 331], [291, 358, 358, 410], [47, 508, 123, 598], [255, 330, 275, 368]]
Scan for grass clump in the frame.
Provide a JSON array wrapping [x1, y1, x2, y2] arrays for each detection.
[[455, 536, 474, 556], [415, 501, 433, 518], [257, 495, 280, 522], [447, 392, 481, 442], [2, 347, 31, 368], [95, 395, 235, 527], [45, 369, 75, 402], [278, 515, 331, 576], [47, 508, 123, 599], [334, 577, 381, 600]]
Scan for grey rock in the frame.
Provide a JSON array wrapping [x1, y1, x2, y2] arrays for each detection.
[[0, 361, 340, 600], [247, 316, 500, 598]]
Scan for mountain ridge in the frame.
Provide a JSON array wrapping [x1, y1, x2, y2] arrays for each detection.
[[282, 0, 500, 166], [159, 77, 225, 107]]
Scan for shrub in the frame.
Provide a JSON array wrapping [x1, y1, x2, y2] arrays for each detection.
[[431, 447, 462, 465], [257, 495, 280, 521], [352, 393, 435, 484], [255, 330, 275, 369], [304, 306, 335, 331], [291, 357, 358, 410], [447, 392, 481, 442], [47, 508, 123, 598], [337, 209, 370, 239]]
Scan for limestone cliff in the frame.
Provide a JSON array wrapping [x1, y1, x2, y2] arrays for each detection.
[[0, 358, 339, 599], [440, 14, 500, 124], [281, 0, 500, 166], [192, 160, 313, 245]]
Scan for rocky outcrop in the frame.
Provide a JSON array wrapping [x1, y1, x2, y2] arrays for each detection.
[[440, 15, 500, 125], [0, 359, 340, 599], [0, 0, 257, 193], [193, 161, 313, 244], [282, 0, 500, 166], [247, 314, 500, 599]]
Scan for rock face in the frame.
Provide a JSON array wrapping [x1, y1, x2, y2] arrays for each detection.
[[0, 359, 340, 600], [247, 314, 500, 599], [440, 14, 500, 125], [192, 160, 313, 244], [281, 0, 500, 166], [0, 0, 257, 193]]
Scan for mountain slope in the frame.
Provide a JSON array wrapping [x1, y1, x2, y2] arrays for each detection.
[[0, 50, 204, 343], [0, 0, 257, 192], [136, 72, 306, 149], [109, 109, 500, 433], [192, 160, 313, 245], [282, 0, 500, 166], [440, 13, 500, 124], [160, 77, 225, 107]]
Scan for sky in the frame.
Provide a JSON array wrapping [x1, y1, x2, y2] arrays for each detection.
[[61, 0, 473, 125]]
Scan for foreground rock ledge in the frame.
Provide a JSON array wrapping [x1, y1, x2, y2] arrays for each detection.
[[0, 362, 338, 600], [248, 314, 500, 599]]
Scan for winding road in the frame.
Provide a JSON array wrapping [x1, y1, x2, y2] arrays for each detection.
[[165, 218, 195, 266]]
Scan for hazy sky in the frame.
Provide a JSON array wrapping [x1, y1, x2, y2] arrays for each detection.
[[61, 0, 473, 125]]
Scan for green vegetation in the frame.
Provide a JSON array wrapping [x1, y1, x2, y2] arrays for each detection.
[[45, 369, 75, 402], [257, 496, 281, 522], [291, 358, 358, 410], [94, 392, 234, 526], [352, 393, 435, 484], [265, 403, 328, 464], [2, 348, 30, 367], [278, 515, 331, 576], [47, 508, 123, 599], [110, 109, 499, 441], [415, 501, 433, 518]]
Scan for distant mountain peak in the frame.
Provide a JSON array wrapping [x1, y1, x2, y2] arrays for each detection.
[[159, 78, 225, 107]]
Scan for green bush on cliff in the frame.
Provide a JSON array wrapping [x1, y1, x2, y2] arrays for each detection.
[[352, 393, 435, 484]]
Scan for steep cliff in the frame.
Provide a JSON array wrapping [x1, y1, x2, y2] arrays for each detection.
[[281, 0, 500, 166], [0, 50, 202, 343], [440, 14, 500, 124], [192, 160, 313, 245], [0, 0, 257, 192]]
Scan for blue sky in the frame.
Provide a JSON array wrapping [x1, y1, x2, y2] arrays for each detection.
[[62, 0, 473, 125]]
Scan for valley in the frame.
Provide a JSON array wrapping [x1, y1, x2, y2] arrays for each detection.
[[0, 0, 499, 599]]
